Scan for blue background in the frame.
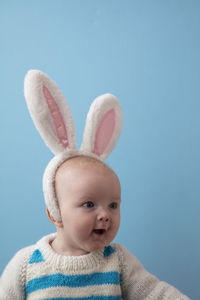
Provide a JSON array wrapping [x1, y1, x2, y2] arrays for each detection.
[[0, 1, 199, 298]]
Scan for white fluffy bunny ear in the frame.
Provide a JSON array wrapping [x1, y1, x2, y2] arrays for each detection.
[[81, 94, 122, 160], [24, 70, 76, 155]]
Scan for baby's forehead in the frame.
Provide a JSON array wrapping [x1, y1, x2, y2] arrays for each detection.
[[55, 156, 121, 204], [55, 155, 117, 179]]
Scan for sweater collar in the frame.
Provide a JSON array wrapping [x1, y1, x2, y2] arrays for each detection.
[[36, 233, 110, 271]]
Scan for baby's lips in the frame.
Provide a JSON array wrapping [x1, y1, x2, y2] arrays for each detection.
[[93, 229, 106, 234]]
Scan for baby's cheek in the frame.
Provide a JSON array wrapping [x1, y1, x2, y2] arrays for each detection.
[[74, 217, 93, 233], [112, 217, 120, 231]]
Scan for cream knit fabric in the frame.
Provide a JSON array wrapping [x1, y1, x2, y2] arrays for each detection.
[[0, 233, 190, 300]]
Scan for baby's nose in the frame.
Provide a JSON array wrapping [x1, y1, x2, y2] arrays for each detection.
[[97, 209, 109, 222]]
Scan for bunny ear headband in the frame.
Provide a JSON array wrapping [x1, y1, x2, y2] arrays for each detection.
[[24, 70, 123, 221]]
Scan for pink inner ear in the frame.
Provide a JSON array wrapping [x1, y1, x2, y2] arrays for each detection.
[[93, 109, 116, 156], [42, 85, 69, 149]]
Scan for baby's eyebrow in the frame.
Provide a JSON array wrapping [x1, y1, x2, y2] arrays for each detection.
[[111, 196, 121, 202], [78, 195, 94, 201]]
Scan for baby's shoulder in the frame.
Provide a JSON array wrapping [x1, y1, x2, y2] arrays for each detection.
[[9, 233, 55, 267], [14, 245, 35, 262], [110, 243, 130, 262], [3, 244, 35, 275], [111, 242, 133, 258], [111, 243, 142, 269]]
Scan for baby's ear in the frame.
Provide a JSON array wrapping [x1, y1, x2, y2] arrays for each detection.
[[81, 94, 122, 160], [46, 207, 63, 228]]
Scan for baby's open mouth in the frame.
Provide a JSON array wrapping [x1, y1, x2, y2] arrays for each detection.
[[93, 229, 106, 235]]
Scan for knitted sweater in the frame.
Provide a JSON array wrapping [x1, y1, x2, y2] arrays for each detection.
[[0, 233, 190, 300]]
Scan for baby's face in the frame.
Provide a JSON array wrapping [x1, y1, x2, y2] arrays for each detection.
[[55, 159, 121, 256]]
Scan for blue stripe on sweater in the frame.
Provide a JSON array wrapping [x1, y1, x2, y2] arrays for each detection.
[[25, 271, 120, 295], [44, 296, 121, 300]]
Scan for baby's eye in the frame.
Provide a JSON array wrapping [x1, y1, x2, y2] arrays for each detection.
[[109, 202, 118, 209], [83, 201, 94, 208]]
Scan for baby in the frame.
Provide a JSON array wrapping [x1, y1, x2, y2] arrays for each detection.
[[0, 70, 190, 299]]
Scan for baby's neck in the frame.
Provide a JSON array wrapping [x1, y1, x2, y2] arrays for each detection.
[[50, 235, 90, 256]]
